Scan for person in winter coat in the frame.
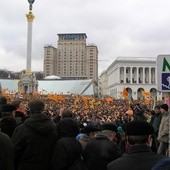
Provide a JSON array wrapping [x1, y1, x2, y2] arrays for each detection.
[[0, 95, 7, 117], [0, 131, 14, 170], [0, 103, 18, 138], [150, 106, 162, 153], [157, 104, 169, 155], [107, 121, 166, 170], [50, 117, 84, 170], [11, 99, 58, 170], [84, 123, 122, 170]]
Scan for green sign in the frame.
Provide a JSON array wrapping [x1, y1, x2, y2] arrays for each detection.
[[162, 57, 170, 71]]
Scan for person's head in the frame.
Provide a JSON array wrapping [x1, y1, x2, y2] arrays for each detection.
[[61, 109, 73, 119], [81, 123, 100, 139], [125, 120, 154, 147], [1, 104, 17, 117], [101, 122, 117, 141], [76, 133, 90, 150], [28, 99, 45, 114], [11, 100, 21, 108], [160, 104, 169, 114], [58, 117, 80, 138], [155, 105, 160, 112]]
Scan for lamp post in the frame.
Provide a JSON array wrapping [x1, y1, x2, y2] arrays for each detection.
[[28, 0, 35, 11]]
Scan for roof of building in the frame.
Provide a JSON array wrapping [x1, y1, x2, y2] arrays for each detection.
[[43, 75, 61, 80], [116, 57, 156, 61], [0, 79, 94, 95]]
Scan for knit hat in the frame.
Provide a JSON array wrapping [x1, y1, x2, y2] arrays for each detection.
[[125, 120, 154, 136], [160, 104, 169, 111], [76, 133, 90, 142]]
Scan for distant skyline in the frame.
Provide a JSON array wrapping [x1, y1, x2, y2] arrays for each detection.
[[1, 0, 170, 75]]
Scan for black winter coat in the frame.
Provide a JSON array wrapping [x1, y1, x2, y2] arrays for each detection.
[[0, 116, 18, 138], [107, 145, 166, 170], [0, 131, 14, 170], [11, 113, 58, 170], [50, 137, 83, 170], [84, 134, 122, 170]]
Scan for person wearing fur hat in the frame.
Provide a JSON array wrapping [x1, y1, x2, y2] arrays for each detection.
[[0, 103, 18, 138], [157, 103, 169, 155], [108, 121, 166, 170], [11, 99, 58, 170], [83, 122, 121, 170]]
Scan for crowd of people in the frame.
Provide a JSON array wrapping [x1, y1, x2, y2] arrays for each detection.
[[0, 94, 169, 170]]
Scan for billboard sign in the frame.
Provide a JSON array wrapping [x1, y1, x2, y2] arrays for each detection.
[[157, 55, 170, 92]]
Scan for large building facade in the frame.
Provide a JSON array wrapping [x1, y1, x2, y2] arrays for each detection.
[[44, 33, 98, 82], [99, 57, 163, 100]]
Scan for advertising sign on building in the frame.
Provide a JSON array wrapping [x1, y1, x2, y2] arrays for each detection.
[[157, 55, 170, 92]]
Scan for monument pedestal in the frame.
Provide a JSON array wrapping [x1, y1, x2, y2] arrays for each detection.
[[18, 72, 38, 93]]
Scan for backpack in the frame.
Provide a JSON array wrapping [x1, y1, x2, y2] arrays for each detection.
[[69, 155, 87, 170]]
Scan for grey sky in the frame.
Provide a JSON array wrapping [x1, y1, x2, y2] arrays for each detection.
[[0, 0, 170, 75]]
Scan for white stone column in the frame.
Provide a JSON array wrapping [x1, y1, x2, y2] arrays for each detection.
[[26, 11, 35, 73], [149, 67, 151, 84], [153, 68, 157, 84], [124, 67, 126, 83], [118, 67, 120, 83], [136, 67, 139, 84], [130, 67, 132, 83], [143, 67, 145, 84]]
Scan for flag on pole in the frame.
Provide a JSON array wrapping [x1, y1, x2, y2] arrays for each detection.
[[142, 90, 151, 97], [122, 88, 128, 99]]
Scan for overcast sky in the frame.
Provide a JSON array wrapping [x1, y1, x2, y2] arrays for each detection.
[[1, 0, 170, 75]]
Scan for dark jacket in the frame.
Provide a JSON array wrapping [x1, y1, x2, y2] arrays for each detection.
[[50, 137, 83, 170], [0, 131, 14, 170], [84, 134, 122, 170], [150, 113, 162, 136], [0, 116, 18, 138], [107, 145, 166, 170], [11, 113, 58, 170]]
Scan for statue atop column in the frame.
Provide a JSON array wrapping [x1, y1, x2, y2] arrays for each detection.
[[28, 0, 35, 11]]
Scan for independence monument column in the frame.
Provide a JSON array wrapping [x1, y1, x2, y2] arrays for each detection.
[[26, 0, 35, 73], [18, 0, 38, 93]]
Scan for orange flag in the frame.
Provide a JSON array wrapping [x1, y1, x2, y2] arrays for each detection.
[[144, 97, 150, 105], [122, 88, 128, 99], [2, 88, 8, 96], [142, 91, 151, 97], [105, 97, 113, 103], [82, 96, 89, 106], [57, 95, 65, 102]]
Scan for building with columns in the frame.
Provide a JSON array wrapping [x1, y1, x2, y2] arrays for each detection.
[[99, 57, 162, 100]]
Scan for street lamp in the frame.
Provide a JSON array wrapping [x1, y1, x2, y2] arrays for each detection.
[[28, 0, 35, 11]]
